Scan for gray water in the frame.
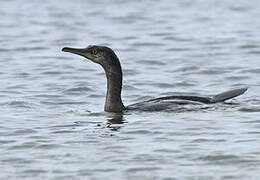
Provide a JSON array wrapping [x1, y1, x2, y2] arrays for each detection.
[[1, 0, 260, 179]]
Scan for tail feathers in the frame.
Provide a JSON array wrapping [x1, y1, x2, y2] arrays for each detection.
[[211, 88, 248, 103]]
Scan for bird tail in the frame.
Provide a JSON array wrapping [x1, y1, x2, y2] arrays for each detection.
[[210, 88, 248, 103]]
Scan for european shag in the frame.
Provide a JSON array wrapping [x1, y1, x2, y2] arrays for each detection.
[[62, 45, 247, 112]]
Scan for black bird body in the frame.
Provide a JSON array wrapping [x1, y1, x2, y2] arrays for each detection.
[[126, 88, 247, 111], [62, 45, 247, 112]]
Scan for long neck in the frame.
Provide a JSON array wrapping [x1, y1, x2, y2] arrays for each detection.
[[104, 62, 125, 112]]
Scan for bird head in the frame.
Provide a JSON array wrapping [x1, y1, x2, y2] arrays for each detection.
[[62, 45, 119, 69]]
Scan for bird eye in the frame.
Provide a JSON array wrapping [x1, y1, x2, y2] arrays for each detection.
[[92, 49, 98, 55]]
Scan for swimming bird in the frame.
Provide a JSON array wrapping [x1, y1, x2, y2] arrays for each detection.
[[62, 45, 247, 112]]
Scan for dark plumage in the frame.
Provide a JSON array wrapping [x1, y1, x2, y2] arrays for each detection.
[[62, 45, 247, 112]]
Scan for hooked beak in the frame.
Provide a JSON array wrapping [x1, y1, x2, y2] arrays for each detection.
[[62, 47, 93, 60]]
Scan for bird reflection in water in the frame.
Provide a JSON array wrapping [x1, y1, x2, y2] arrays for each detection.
[[106, 113, 126, 131]]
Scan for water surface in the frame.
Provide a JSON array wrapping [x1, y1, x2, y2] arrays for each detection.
[[1, 0, 260, 179]]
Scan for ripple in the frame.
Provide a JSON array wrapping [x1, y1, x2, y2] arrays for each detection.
[[246, 50, 260, 54], [239, 107, 260, 112], [131, 42, 165, 47], [65, 140, 99, 144], [167, 47, 192, 52], [240, 68, 260, 74], [40, 101, 86, 105], [139, 60, 166, 65], [241, 120, 260, 123], [174, 82, 196, 87], [123, 85, 140, 91], [35, 144, 63, 149], [126, 167, 161, 172], [64, 87, 93, 92], [21, 169, 47, 174], [51, 130, 76, 134], [6, 129, 37, 136], [190, 138, 226, 143], [0, 47, 48, 52], [91, 168, 116, 172], [7, 142, 37, 150], [225, 76, 249, 80], [197, 154, 258, 165], [149, 32, 172, 37], [41, 71, 63, 75], [122, 130, 152, 135], [0, 140, 16, 144], [153, 83, 174, 88], [6, 101, 33, 108], [34, 94, 63, 98], [1, 158, 34, 164], [124, 69, 139, 76], [238, 44, 259, 49], [162, 36, 192, 41], [154, 149, 180, 153], [196, 69, 229, 75]]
